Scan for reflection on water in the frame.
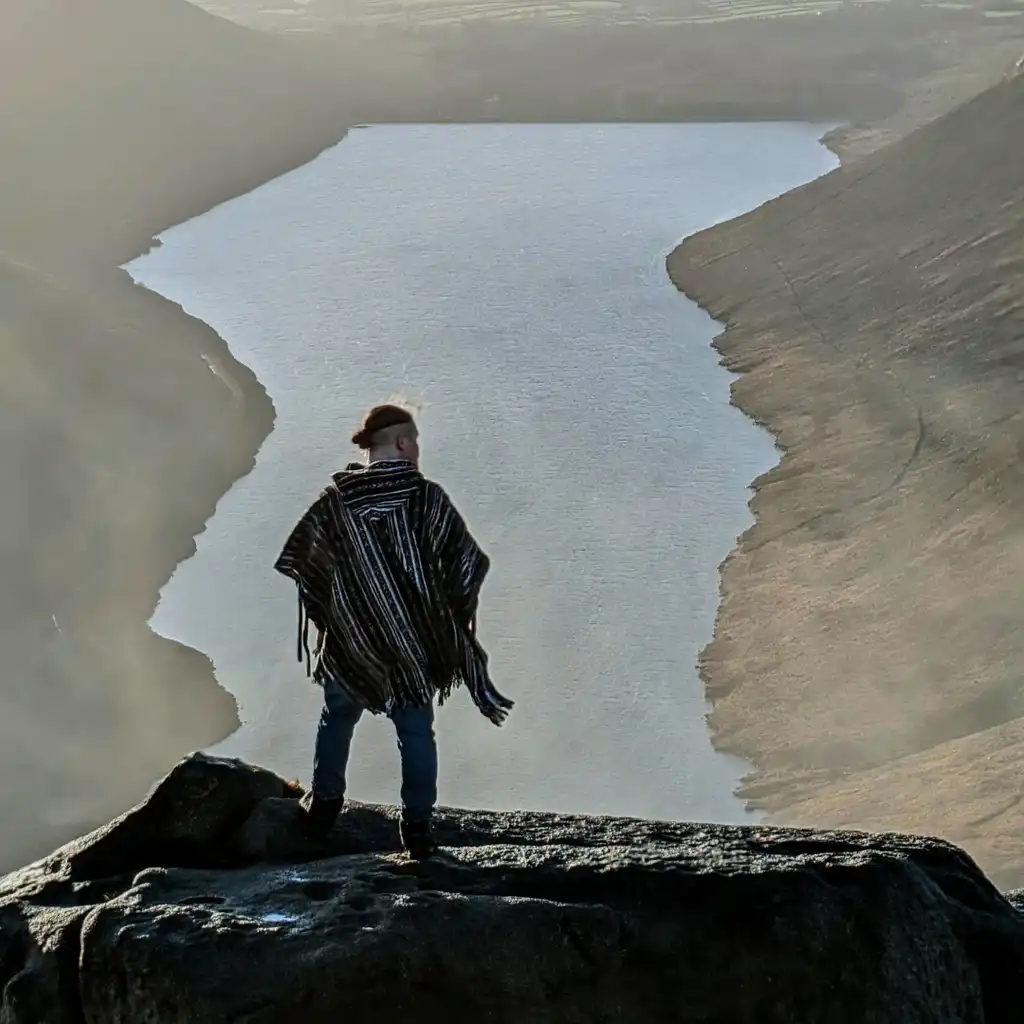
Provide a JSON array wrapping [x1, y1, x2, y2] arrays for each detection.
[[128, 123, 837, 822]]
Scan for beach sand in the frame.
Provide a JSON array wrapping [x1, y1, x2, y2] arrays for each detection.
[[1, 0, 1021, 871]]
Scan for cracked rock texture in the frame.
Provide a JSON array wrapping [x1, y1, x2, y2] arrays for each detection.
[[2, 753, 1023, 1022]]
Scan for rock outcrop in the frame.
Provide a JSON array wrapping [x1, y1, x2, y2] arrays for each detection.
[[2, 753, 1023, 1023]]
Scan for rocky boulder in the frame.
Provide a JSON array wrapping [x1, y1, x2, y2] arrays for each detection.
[[2, 753, 1023, 1022]]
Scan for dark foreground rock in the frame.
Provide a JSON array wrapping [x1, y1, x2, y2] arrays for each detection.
[[2, 754, 1022, 1023]]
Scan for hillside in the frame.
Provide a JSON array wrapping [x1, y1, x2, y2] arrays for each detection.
[[0, 0, 353, 871], [0, 252, 267, 871], [208, 0, 1024, 134], [669, 74, 1024, 884], [0, 0, 350, 271]]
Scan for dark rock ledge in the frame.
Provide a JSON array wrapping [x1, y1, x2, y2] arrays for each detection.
[[2, 753, 1022, 1023]]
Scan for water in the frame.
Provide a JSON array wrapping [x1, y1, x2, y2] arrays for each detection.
[[128, 123, 837, 823]]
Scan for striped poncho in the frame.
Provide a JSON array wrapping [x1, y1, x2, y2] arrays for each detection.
[[274, 459, 513, 725]]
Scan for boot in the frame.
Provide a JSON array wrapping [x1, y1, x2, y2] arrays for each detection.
[[303, 795, 344, 841], [399, 818, 437, 860]]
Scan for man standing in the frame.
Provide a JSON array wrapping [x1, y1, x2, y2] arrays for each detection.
[[274, 403, 512, 859]]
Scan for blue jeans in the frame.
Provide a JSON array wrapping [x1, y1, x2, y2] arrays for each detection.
[[312, 677, 438, 823]]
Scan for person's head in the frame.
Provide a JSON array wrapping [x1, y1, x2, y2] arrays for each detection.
[[351, 403, 420, 467]]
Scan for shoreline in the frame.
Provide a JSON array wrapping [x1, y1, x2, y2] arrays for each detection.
[[669, 127, 843, 813], [128, 121, 841, 820], [123, 113, 823, 763], [666, 72, 1024, 885], [125, 117, 835, 767]]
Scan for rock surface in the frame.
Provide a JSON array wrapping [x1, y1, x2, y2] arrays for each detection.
[[2, 754, 1023, 1023]]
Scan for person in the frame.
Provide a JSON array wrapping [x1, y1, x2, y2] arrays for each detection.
[[273, 403, 513, 859]]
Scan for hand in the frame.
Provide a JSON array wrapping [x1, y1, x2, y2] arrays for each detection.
[[482, 699, 513, 727]]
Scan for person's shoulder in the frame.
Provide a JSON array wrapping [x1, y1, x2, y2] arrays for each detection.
[[304, 469, 358, 510], [331, 463, 365, 483], [422, 478, 465, 516], [420, 476, 448, 499], [328, 464, 371, 490]]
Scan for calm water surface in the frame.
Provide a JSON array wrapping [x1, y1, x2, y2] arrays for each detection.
[[128, 123, 837, 822]]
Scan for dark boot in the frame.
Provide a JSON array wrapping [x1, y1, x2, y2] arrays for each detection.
[[399, 818, 437, 860], [303, 795, 344, 841]]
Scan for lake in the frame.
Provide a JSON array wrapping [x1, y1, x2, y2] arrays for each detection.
[[127, 122, 837, 822]]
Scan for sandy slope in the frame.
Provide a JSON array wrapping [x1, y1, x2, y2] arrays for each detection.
[[669, 73, 1024, 884]]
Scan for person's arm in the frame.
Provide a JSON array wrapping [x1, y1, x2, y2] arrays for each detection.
[[423, 481, 490, 626], [274, 488, 336, 668]]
